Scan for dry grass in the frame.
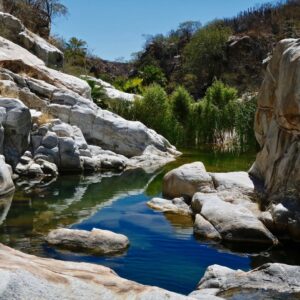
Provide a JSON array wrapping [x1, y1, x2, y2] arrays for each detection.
[[36, 112, 53, 126]]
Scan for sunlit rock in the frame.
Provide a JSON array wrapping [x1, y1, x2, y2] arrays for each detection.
[[0, 243, 196, 299], [194, 263, 300, 300], [163, 162, 214, 199], [46, 228, 129, 255]]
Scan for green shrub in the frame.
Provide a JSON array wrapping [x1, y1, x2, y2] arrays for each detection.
[[235, 94, 257, 150], [123, 77, 144, 94], [200, 80, 238, 143], [170, 86, 193, 125], [86, 80, 108, 109], [132, 84, 171, 137], [140, 65, 167, 87], [107, 80, 256, 151], [113, 77, 144, 95]]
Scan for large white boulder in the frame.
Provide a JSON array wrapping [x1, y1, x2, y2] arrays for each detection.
[[0, 36, 90, 98], [163, 162, 214, 199], [46, 228, 130, 255], [0, 243, 196, 300], [191, 192, 277, 245]]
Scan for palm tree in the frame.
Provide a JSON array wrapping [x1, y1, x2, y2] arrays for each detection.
[[65, 37, 87, 66]]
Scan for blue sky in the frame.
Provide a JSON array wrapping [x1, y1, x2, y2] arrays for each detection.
[[52, 0, 276, 61]]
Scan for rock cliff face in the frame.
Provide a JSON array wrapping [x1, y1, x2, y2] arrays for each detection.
[[0, 12, 179, 195], [0, 12, 63, 67], [249, 38, 300, 241], [251, 39, 300, 200]]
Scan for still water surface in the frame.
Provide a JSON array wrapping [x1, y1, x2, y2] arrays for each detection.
[[1, 149, 298, 294]]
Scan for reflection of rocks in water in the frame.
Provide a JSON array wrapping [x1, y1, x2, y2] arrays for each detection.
[[164, 213, 194, 237], [251, 243, 300, 268], [0, 192, 13, 225], [0, 169, 157, 254]]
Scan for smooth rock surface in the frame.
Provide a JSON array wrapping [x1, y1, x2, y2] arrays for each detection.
[[251, 38, 300, 200], [210, 172, 255, 194], [127, 145, 179, 173], [0, 36, 90, 97], [248, 38, 300, 241], [0, 12, 63, 67], [193, 214, 221, 241], [193, 192, 277, 244], [46, 228, 130, 255], [196, 263, 300, 300], [0, 243, 196, 300], [163, 162, 214, 199]]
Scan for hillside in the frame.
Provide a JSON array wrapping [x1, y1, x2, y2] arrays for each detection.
[[131, 0, 300, 97]]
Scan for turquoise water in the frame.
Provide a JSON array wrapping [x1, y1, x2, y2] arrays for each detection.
[[2, 149, 297, 295]]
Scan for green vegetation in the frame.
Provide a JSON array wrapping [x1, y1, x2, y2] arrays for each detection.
[[113, 77, 144, 94], [199, 80, 238, 144], [108, 81, 256, 151], [8, 0, 286, 152], [86, 80, 108, 109]]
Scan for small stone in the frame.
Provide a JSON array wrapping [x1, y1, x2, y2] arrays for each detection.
[[28, 163, 43, 177], [19, 155, 33, 165], [41, 131, 58, 149]]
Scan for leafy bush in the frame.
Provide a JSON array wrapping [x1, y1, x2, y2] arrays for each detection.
[[123, 77, 144, 94], [199, 80, 238, 144], [140, 65, 167, 86], [86, 80, 108, 109], [170, 86, 193, 125], [235, 94, 257, 150], [112, 77, 143, 95], [131, 84, 171, 137], [108, 81, 256, 151]]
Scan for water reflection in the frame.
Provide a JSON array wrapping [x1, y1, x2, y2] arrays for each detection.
[[1, 149, 300, 295], [0, 192, 13, 225], [0, 169, 157, 254]]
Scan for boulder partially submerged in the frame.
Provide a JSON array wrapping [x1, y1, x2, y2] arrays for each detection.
[[153, 161, 278, 246], [163, 162, 214, 199], [147, 197, 192, 215], [46, 228, 129, 255], [192, 192, 277, 244]]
